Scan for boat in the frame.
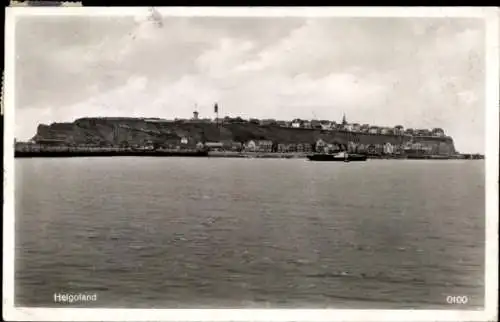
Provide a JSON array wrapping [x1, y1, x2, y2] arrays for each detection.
[[306, 151, 367, 162]]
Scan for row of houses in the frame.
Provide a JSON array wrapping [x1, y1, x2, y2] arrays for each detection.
[[156, 112, 447, 138], [285, 120, 445, 137], [174, 137, 444, 155]]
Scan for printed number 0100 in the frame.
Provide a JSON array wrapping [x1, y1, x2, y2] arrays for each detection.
[[446, 296, 469, 304]]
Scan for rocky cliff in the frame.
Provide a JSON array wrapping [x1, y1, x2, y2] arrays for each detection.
[[32, 117, 456, 155]]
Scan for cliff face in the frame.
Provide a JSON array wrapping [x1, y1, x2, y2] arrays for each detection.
[[32, 117, 456, 155]]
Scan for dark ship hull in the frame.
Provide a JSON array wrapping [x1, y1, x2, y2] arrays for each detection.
[[307, 153, 367, 162]]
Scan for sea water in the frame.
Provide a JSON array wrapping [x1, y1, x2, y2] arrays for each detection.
[[14, 158, 485, 309]]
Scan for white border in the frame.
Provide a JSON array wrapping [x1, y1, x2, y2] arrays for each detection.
[[3, 6, 499, 322]]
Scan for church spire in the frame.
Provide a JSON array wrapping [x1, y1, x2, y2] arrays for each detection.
[[342, 113, 347, 125]]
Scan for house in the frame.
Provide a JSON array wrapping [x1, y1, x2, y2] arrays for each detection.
[[368, 126, 379, 134], [245, 140, 257, 151], [257, 140, 273, 152], [277, 143, 288, 152], [404, 128, 415, 136], [320, 123, 332, 130], [311, 120, 322, 129], [421, 145, 433, 153], [315, 139, 327, 152], [414, 129, 431, 136], [204, 142, 224, 151], [380, 127, 392, 135], [422, 129, 432, 136], [348, 141, 358, 152], [357, 144, 367, 153], [302, 121, 312, 129], [291, 119, 302, 128], [360, 124, 370, 133], [383, 142, 394, 154], [394, 125, 405, 135], [280, 143, 297, 152], [343, 123, 354, 132], [431, 128, 445, 137], [180, 137, 189, 145], [412, 142, 423, 150], [366, 144, 377, 154], [352, 123, 361, 132]]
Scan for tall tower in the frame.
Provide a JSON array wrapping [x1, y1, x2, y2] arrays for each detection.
[[214, 102, 219, 127], [193, 111, 199, 120], [342, 113, 347, 125]]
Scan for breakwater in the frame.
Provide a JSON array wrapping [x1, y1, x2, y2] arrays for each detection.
[[15, 146, 208, 158], [14, 145, 479, 160], [207, 151, 308, 159]]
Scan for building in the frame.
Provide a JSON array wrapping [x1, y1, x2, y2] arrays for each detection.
[[279, 143, 297, 152], [342, 113, 348, 126], [405, 128, 415, 136], [291, 121, 301, 128], [245, 140, 257, 151], [380, 127, 392, 135], [311, 120, 322, 129], [366, 144, 377, 154], [315, 139, 327, 152], [257, 140, 273, 152], [359, 124, 369, 133], [180, 137, 189, 145], [357, 143, 367, 153], [193, 111, 199, 120], [343, 123, 354, 132], [394, 125, 404, 135], [245, 140, 273, 152], [348, 141, 358, 152], [302, 121, 312, 129], [352, 123, 361, 132], [383, 142, 394, 154], [432, 128, 445, 137], [368, 126, 379, 134]]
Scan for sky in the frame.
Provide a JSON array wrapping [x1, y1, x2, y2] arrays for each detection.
[[14, 13, 486, 153]]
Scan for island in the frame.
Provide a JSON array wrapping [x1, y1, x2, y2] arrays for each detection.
[[14, 114, 484, 160]]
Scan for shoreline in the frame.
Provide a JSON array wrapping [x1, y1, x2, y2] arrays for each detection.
[[14, 150, 482, 160]]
